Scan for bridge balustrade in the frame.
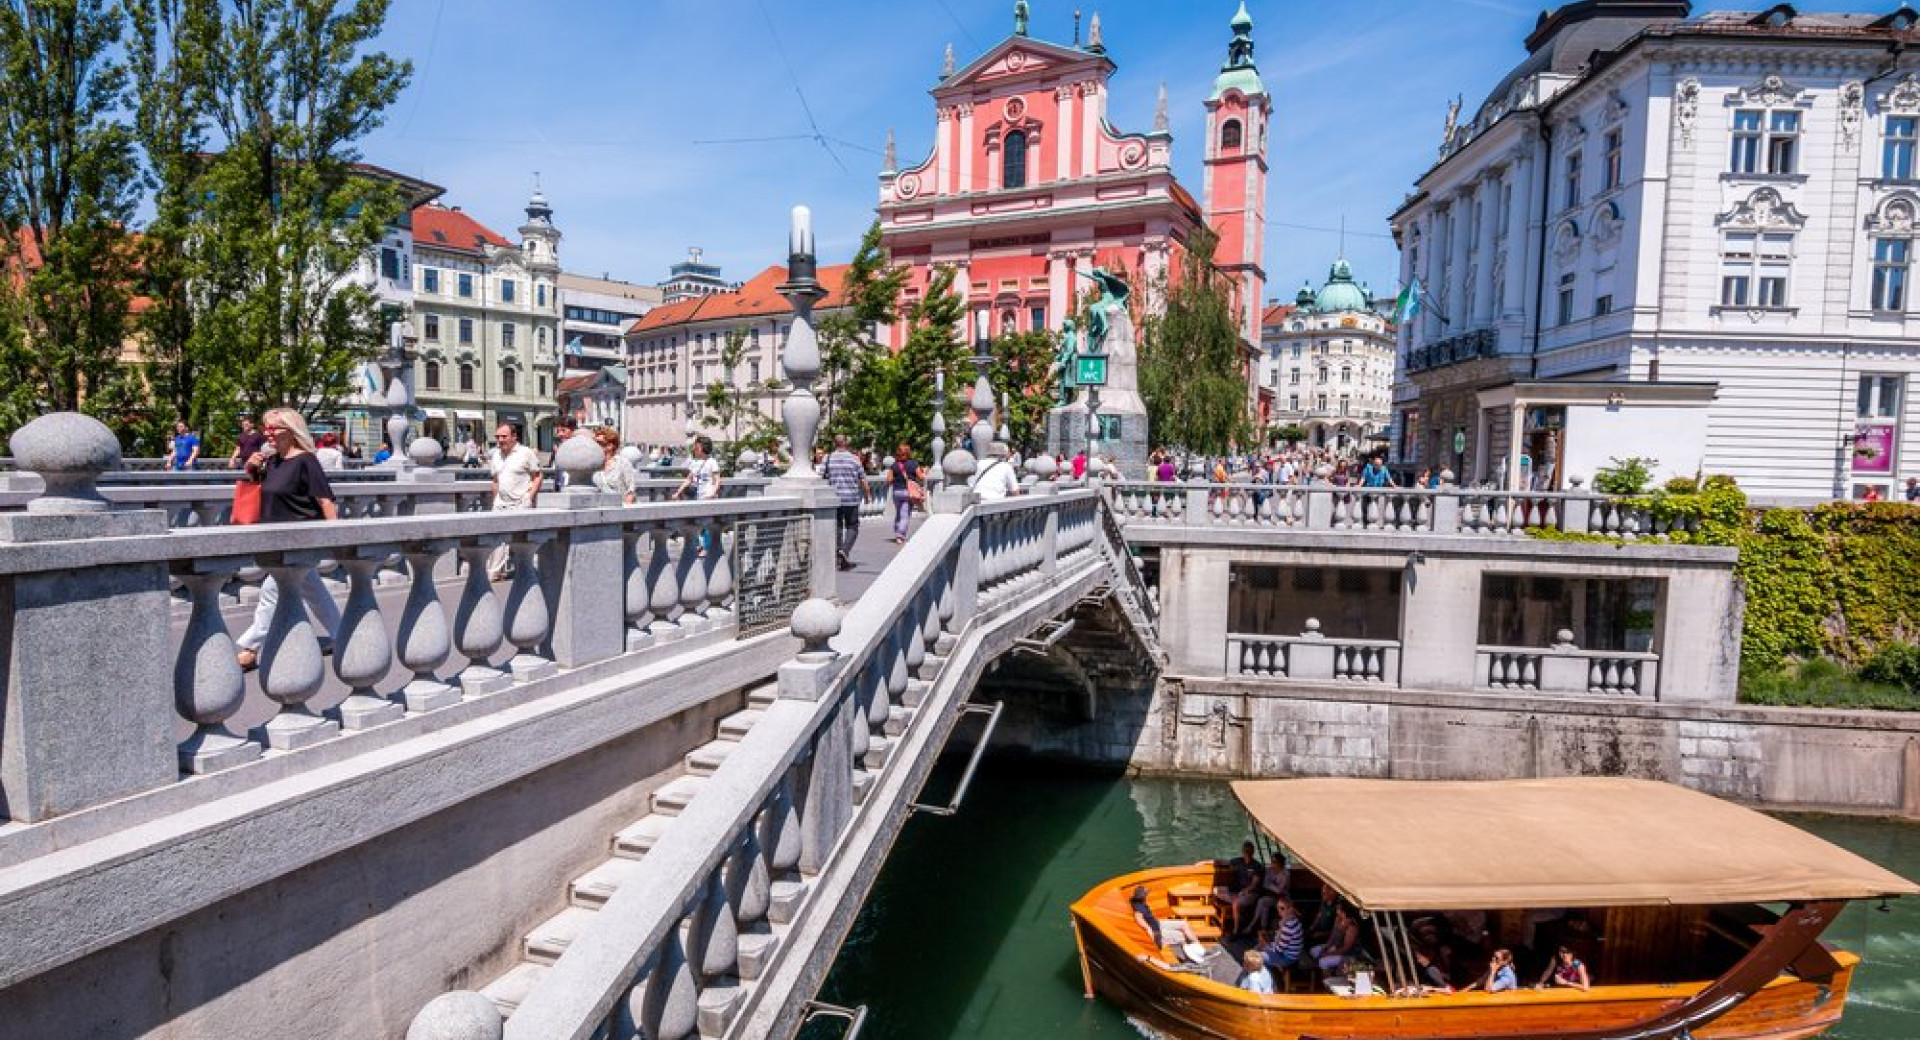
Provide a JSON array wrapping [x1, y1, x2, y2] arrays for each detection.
[[1101, 481, 1698, 539], [455, 486, 1140, 1040]]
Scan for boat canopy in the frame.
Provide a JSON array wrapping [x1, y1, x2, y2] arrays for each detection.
[[1229, 777, 1920, 911]]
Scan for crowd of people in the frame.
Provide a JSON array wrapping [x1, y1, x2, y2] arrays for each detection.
[[1130, 842, 1600, 1001]]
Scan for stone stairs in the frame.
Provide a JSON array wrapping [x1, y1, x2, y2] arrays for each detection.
[[478, 679, 798, 1031]]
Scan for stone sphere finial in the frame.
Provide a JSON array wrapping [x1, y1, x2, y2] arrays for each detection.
[[10, 412, 119, 514], [406, 992, 503, 1040], [1029, 454, 1058, 479], [554, 433, 602, 490], [408, 436, 444, 469], [790, 598, 841, 656], [1303, 617, 1323, 638], [942, 448, 977, 484], [1554, 628, 1577, 647]]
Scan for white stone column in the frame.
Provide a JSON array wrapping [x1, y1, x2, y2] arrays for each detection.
[[1473, 177, 1501, 327], [1446, 195, 1471, 333], [1502, 158, 1531, 324], [1420, 211, 1442, 341]]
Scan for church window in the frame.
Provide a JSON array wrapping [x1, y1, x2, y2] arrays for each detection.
[[1884, 116, 1917, 180], [1221, 119, 1242, 152], [1003, 130, 1028, 189], [1030, 305, 1046, 330]]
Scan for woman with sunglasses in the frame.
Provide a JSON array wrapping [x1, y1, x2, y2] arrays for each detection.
[[234, 408, 343, 671]]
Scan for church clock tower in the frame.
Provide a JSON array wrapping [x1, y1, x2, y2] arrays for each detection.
[[1202, 2, 1269, 348]]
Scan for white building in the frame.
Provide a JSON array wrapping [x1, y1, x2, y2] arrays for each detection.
[[1391, 1, 1920, 500], [337, 164, 445, 449], [1257, 259, 1397, 451], [624, 264, 849, 451], [408, 191, 564, 451]]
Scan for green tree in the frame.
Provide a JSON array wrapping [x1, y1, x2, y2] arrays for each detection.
[[834, 265, 966, 459], [699, 327, 779, 463], [0, 0, 147, 444], [987, 329, 1058, 454], [133, 0, 411, 443], [1139, 225, 1252, 453], [816, 219, 907, 429]]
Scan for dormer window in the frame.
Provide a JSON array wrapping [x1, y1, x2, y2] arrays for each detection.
[[1003, 130, 1028, 189], [1221, 119, 1243, 152]]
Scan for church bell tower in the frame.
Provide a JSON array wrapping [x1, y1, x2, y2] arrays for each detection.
[[1202, 1, 1270, 347]]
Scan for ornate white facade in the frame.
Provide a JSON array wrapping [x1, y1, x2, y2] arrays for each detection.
[[1258, 260, 1396, 451], [1392, 3, 1920, 500]]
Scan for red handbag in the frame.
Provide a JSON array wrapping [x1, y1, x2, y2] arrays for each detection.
[[231, 480, 261, 525]]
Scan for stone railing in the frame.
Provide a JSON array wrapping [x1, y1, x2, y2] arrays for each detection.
[[1104, 482, 1697, 539], [1477, 634, 1660, 698], [427, 485, 1111, 1040], [1226, 620, 1401, 684], [0, 415, 837, 826]]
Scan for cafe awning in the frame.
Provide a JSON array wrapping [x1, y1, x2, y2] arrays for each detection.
[[1231, 777, 1920, 911]]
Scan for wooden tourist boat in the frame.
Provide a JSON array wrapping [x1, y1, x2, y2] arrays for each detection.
[[1069, 778, 1919, 1040]]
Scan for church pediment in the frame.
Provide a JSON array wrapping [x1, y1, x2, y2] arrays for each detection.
[[937, 36, 1111, 95]]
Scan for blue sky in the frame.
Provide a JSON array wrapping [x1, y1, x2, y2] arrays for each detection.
[[359, 0, 1892, 304]]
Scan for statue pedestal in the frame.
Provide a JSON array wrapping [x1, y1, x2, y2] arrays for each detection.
[[1045, 401, 1149, 479]]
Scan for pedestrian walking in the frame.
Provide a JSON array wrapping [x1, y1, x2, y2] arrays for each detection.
[[234, 408, 343, 672], [970, 442, 1021, 500], [461, 434, 481, 469], [671, 435, 723, 554], [227, 416, 265, 470], [592, 426, 638, 505], [487, 424, 542, 581], [824, 435, 868, 571], [886, 441, 922, 545], [169, 420, 201, 471]]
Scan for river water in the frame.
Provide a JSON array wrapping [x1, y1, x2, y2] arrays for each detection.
[[804, 761, 1920, 1040]]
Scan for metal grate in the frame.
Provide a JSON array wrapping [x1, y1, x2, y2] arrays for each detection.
[[732, 515, 812, 637]]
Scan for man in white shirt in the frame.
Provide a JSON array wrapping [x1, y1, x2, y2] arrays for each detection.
[[488, 423, 542, 580], [970, 442, 1021, 501]]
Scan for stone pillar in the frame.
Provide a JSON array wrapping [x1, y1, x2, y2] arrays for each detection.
[[1159, 547, 1229, 675], [1652, 565, 1740, 705], [1502, 158, 1531, 324], [1397, 554, 1482, 692], [1288, 620, 1335, 681], [1472, 177, 1500, 326], [781, 600, 851, 879], [1419, 210, 1441, 342], [1446, 195, 1471, 334]]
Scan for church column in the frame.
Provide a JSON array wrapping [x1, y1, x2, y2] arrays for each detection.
[[1446, 193, 1471, 334], [957, 102, 976, 193], [1080, 81, 1101, 177], [1048, 252, 1070, 329], [1472, 176, 1500, 327], [935, 105, 953, 196], [1056, 86, 1076, 181], [1502, 155, 1531, 324]]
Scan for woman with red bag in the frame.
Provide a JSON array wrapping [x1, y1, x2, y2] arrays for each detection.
[[234, 408, 343, 672]]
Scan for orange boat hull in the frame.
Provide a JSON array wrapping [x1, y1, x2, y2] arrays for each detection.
[[1070, 866, 1858, 1040]]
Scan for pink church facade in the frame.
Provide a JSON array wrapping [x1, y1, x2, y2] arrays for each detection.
[[877, 5, 1269, 353]]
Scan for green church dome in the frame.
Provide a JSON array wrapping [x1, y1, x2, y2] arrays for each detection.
[[1312, 259, 1370, 314]]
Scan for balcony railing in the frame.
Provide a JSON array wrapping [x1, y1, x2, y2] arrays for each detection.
[[1102, 483, 1698, 540], [1403, 327, 1499, 374], [1476, 638, 1660, 698], [1227, 622, 1401, 684]]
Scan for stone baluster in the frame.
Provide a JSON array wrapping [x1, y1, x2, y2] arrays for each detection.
[[646, 526, 684, 642], [728, 826, 776, 980], [501, 532, 556, 682], [250, 551, 340, 750], [394, 540, 460, 713], [630, 926, 699, 1040], [452, 538, 511, 696], [173, 558, 262, 774], [330, 549, 402, 730], [701, 520, 733, 626], [623, 525, 656, 651], [685, 867, 741, 992], [674, 524, 710, 636], [864, 664, 894, 765]]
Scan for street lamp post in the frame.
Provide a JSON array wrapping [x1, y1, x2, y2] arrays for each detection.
[[969, 311, 995, 460], [776, 205, 826, 481], [929, 365, 947, 489]]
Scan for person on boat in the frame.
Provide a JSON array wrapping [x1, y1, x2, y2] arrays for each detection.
[[1462, 948, 1518, 993], [1260, 900, 1306, 971], [1310, 905, 1359, 973], [1213, 841, 1263, 936], [1536, 945, 1591, 992], [1236, 950, 1275, 995], [1250, 850, 1291, 933], [1130, 886, 1202, 952]]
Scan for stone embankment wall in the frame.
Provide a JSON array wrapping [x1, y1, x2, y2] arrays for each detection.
[[992, 677, 1920, 818]]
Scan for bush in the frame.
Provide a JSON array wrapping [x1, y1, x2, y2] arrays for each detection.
[[1858, 644, 1920, 694], [1740, 658, 1920, 711], [1592, 456, 1658, 496]]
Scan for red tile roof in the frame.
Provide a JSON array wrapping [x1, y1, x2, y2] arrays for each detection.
[[1261, 302, 1296, 328], [627, 263, 850, 334], [412, 204, 511, 254]]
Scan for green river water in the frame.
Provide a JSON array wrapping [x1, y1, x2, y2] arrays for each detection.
[[803, 762, 1920, 1040]]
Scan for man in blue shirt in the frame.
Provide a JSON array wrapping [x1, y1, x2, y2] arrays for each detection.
[[169, 420, 200, 471]]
